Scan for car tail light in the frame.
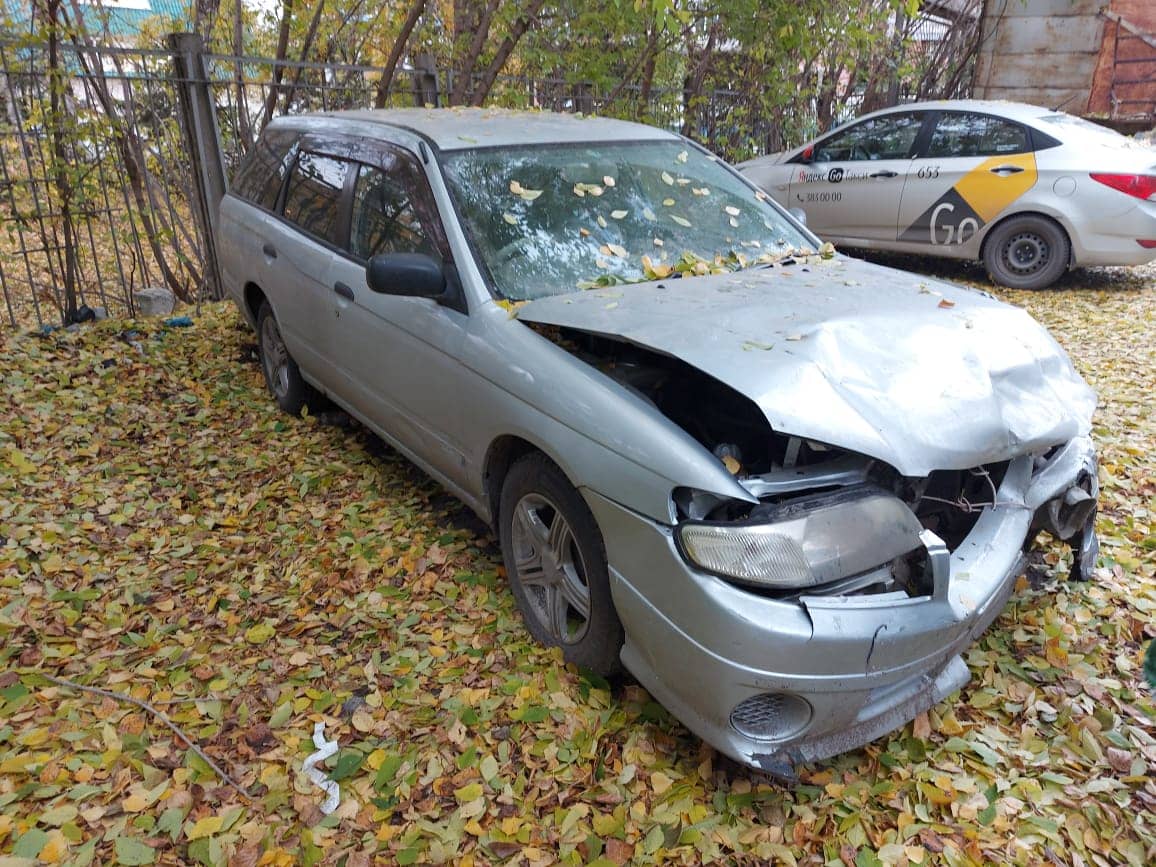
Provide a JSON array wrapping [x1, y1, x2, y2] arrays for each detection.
[[1138, 239, 1156, 249], [1090, 173, 1156, 201]]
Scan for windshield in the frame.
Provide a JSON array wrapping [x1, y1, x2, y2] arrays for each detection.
[[440, 140, 816, 301]]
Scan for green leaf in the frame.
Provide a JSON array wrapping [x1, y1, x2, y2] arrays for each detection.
[[114, 835, 157, 865], [330, 750, 365, 782]]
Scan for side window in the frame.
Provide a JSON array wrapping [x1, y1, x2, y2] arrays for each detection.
[[926, 113, 1029, 158], [232, 128, 297, 210], [282, 152, 351, 246], [350, 160, 441, 261], [813, 113, 925, 162]]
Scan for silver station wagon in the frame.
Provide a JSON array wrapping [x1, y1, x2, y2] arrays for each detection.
[[218, 108, 1100, 776]]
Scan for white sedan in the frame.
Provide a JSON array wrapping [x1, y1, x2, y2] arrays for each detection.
[[739, 100, 1156, 289]]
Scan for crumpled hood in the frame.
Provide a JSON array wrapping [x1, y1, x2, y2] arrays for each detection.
[[516, 256, 1096, 477]]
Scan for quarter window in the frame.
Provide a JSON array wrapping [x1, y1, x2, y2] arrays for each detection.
[[350, 164, 439, 260], [231, 128, 297, 210], [813, 113, 925, 162], [926, 113, 1029, 158], [282, 152, 351, 246]]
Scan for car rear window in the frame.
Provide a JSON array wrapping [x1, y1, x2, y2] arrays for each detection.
[[231, 128, 298, 210], [282, 152, 351, 246]]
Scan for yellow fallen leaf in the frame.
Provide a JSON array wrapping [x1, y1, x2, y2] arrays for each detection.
[[651, 771, 673, 794], [39, 833, 68, 863], [351, 710, 375, 732], [122, 794, 149, 812], [187, 815, 224, 840]]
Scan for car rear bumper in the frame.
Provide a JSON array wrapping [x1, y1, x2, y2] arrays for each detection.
[[1068, 200, 1156, 267], [583, 436, 1098, 774]]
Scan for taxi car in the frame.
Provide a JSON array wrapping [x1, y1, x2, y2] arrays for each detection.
[[218, 108, 1100, 776], [739, 100, 1156, 289]]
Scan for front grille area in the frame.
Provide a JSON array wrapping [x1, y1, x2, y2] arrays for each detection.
[[729, 692, 812, 741]]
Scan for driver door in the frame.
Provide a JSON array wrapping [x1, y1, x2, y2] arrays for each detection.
[[788, 111, 929, 242]]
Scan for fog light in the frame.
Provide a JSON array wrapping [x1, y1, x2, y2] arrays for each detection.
[[729, 692, 812, 741]]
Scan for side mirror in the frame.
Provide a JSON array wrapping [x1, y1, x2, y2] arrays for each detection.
[[788, 207, 807, 226], [366, 252, 446, 298]]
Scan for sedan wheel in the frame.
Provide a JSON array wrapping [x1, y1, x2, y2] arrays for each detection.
[[256, 301, 310, 415], [499, 454, 623, 674], [982, 215, 1070, 290]]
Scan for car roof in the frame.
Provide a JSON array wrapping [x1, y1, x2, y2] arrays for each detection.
[[269, 107, 680, 152], [860, 99, 1059, 125]]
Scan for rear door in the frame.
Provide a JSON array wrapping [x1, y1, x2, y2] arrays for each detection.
[[786, 111, 928, 242], [274, 146, 355, 393], [898, 111, 1038, 250]]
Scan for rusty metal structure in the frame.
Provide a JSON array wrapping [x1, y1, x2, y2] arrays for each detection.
[[974, 0, 1156, 129]]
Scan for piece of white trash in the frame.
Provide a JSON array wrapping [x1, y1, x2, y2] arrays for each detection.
[[302, 721, 341, 814]]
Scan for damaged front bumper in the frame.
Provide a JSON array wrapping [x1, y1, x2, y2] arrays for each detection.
[[583, 435, 1099, 775]]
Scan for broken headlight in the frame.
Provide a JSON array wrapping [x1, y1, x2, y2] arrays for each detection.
[[676, 486, 925, 590]]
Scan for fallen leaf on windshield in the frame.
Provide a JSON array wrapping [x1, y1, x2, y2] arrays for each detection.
[[579, 227, 590, 237], [596, 257, 609, 269], [819, 241, 837, 259], [642, 208, 657, 221], [653, 238, 664, 246], [692, 187, 710, 196], [603, 175, 616, 187], [610, 210, 628, 220], [677, 178, 691, 186], [519, 189, 543, 201], [742, 340, 774, 351], [495, 298, 527, 317], [599, 245, 612, 256], [725, 206, 741, 216], [661, 171, 674, 185], [605, 302, 619, 309], [677, 150, 688, 163], [670, 215, 691, 227], [607, 243, 628, 258], [662, 198, 675, 207], [938, 298, 956, 309], [573, 185, 586, 197], [785, 333, 803, 341], [722, 455, 741, 474], [755, 189, 769, 200], [588, 185, 604, 197], [509, 180, 524, 194], [502, 213, 517, 225], [641, 255, 672, 279], [729, 218, 739, 228], [596, 215, 608, 228]]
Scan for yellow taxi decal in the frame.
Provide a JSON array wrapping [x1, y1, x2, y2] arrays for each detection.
[[954, 153, 1038, 223], [899, 153, 1038, 245]]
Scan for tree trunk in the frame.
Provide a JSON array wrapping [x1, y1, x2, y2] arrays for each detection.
[[373, 0, 426, 108], [260, 0, 294, 130], [468, 0, 547, 107]]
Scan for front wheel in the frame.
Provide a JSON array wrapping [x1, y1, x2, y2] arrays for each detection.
[[499, 454, 624, 675], [982, 215, 1070, 290]]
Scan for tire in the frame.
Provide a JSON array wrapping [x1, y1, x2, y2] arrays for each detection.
[[256, 301, 311, 416], [982, 215, 1070, 290], [498, 453, 624, 675]]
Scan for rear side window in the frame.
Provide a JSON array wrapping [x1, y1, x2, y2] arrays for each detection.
[[232, 128, 297, 210], [282, 152, 352, 246], [926, 113, 1029, 158]]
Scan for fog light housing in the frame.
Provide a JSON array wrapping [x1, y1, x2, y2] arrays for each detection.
[[729, 692, 812, 741]]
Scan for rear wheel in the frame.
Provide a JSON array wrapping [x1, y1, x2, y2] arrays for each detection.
[[499, 454, 623, 675], [982, 215, 1070, 290], [256, 301, 311, 416]]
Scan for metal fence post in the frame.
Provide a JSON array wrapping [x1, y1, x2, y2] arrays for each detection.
[[167, 32, 226, 300], [413, 53, 439, 107]]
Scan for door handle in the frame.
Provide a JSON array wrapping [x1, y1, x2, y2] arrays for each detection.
[[334, 281, 355, 301], [261, 242, 277, 259], [869, 170, 898, 178], [989, 165, 1024, 175]]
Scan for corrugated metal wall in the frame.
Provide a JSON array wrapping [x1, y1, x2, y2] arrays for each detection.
[[973, 0, 1107, 112]]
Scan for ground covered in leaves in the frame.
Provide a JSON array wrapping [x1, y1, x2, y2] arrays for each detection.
[[1, 262, 1154, 866]]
